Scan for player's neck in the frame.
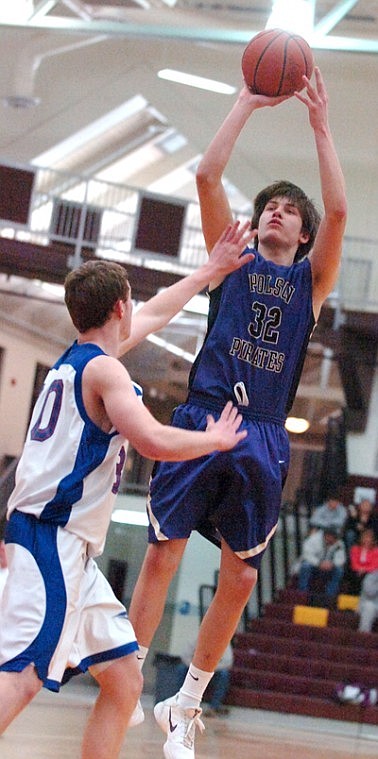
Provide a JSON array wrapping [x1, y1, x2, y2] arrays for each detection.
[[77, 323, 120, 357], [258, 242, 297, 266]]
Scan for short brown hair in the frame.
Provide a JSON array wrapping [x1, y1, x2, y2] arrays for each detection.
[[64, 260, 130, 333], [251, 180, 321, 261]]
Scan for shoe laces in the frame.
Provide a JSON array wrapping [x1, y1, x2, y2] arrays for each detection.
[[182, 708, 205, 750]]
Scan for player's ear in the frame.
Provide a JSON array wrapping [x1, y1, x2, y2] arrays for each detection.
[[299, 228, 310, 244], [114, 299, 124, 319]]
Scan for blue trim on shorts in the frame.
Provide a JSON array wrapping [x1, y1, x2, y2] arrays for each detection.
[[1, 511, 67, 683], [45, 641, 139, 692]]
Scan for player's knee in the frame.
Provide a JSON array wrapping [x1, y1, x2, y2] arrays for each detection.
[[18, 664, 43, 702], [234, 563, 257, 599], [97, 660, 143, 707], [145, 541, 183, 579], [126, 667, 143, 706]]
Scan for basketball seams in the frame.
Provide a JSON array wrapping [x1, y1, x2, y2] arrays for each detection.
[[277, 36, 291, 96], [292, 36, 313, 78], [242, 28, 314, 97], [253, 30, 286, 95]]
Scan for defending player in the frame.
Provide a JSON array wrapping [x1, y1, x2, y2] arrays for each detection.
[[128, 67, 347, 758], [0, 221, 253, 759]]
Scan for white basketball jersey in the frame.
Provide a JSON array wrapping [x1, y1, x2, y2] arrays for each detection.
[[8, 342, 141, 557]]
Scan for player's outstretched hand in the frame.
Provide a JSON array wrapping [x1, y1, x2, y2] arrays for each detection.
[[205, 401, 247, 451], [208, 220, 255, 277], [294, 66, 329, 131]]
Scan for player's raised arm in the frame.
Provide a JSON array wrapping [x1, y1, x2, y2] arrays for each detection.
[[196, 86, 288, 256], [295, 68, 347, 317], [118, 220, 254, 356]]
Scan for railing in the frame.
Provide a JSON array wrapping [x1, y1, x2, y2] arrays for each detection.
[[0, 160, 377, 312], [196, 499, 311, 629], [242, 500, 311, 625]]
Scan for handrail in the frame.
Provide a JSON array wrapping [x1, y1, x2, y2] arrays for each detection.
[[0, 159, 377, 313]]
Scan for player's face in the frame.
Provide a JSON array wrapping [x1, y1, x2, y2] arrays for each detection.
[[258, 196, 309, 251]]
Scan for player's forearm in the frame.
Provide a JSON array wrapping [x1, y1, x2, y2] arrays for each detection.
[[119, 261, 215, 355], [314, 125, 347, 221], [197, 92, 256, 185], [132, 425, 225, 462], [135, 260, 214, 319]]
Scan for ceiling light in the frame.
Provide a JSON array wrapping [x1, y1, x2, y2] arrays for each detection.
[[266, 0, 315, 39], [157, 69, 236, 95], [111, 509, 149, 526], [183, 295, 209, 315], [0, 0, 33, 23], [146, 333, 196, 363], [285, 416, 310, 433]]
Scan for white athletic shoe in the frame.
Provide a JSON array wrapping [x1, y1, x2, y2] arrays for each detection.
[[154, 694, 204, 758], [128, 699, 145, 728]]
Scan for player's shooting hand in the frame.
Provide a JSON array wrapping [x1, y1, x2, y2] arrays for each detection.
[[208, 220, 255, 275], [238, 84, 290, 110], [294, 66, 329, 131], [205, 401, 247, 451]]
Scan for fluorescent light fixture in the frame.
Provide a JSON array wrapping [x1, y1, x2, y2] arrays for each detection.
[[0, 0, 33, 23], [266, 0, 314, 39], [183, 295, 209, 315], [146, 333, 196, 363], [111, 509, 149, 526], [158, 69, 236, 95], [285, 417, 310, 433], [32, 95, 149, 167]]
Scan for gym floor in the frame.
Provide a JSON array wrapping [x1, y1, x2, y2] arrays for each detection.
[[1, 679, 377, 759]]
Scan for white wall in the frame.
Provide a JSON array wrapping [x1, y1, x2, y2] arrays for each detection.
[[0, 324, 59, 456]]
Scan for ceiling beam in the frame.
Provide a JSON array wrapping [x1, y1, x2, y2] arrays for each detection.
[[27, 0, 60, 20], [1, 17, 378, 54], [0, 237, 182, 300], [314, 0, 359, 36]]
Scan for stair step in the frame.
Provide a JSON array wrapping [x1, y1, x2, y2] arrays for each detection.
[[263, 602, 359, 630], [228, 587, 378, 724], [235, 630, 377, 666], [233, 649, 378, 687], [245, 617, 378, 650], [227, 686, 378, 725], [231, 666, 338, 699]]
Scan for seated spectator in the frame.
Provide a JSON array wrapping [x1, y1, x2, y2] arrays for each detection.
[[309, 494, 347, 534], [296, 527, 346, 605], [358, 570, 378, 633], [344, 498, 378, 553], [347, 528, 378, 594]]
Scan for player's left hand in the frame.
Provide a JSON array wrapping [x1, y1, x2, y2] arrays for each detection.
[[294, 66, 329, 131], [208, 220, 255, 276], [205, 400, 247, 451]]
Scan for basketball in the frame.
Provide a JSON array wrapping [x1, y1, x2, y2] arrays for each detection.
[[241, 28, 314, 97]]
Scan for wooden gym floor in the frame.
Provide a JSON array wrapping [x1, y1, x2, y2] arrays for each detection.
[[1, 679, 377, 759]]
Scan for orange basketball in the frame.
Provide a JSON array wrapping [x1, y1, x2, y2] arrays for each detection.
[[242, 28, 314, 97]]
